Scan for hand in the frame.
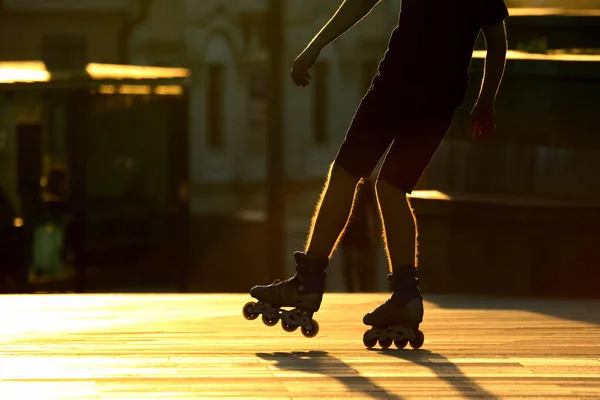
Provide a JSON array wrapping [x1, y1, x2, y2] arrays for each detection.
[[469, 101, 496, 138], [290, 45, 321, 87]]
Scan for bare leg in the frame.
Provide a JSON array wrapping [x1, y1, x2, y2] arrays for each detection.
[[374, 179, 417, 272], [305, 163, 362, 258], [362, 177, 423, 333], [342, 247, 360, 292], [357, 247, 371, 291], [248, 164, 362, 323]]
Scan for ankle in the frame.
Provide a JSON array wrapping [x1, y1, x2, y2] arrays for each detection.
[[392, 264, 416, 274], [294, 252, 328, 294], [388, 265, 421, 303]]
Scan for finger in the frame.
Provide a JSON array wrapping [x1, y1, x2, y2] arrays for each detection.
[[296, 77, 309, 87], [291, 71, 306, 87], [300, 73, 311, 87], [292, 68, 305, 80]]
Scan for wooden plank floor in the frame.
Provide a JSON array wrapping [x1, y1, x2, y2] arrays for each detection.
[[0, 294, 599, 399]]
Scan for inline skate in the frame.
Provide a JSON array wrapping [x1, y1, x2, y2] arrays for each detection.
[[242, 252, 328, 338], [363, 266, 425, 349]]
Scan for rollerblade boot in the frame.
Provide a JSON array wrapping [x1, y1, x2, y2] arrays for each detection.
[[363, 265, 425, 349], [242, 252, 328, 338]]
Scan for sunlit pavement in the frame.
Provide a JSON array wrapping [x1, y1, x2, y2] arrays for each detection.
[[0, 294, 599, 399]]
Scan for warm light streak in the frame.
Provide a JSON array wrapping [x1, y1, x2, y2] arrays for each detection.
[[0, 61, 190, 83], [86, 63, 190, 80], [408, 190, 452, 201], [155, 85, 183, 96], [99, 85, 117, 94], [473, 50, 600, 62], [0, 62, 50, 83], [508, 8, 600, 17], [118, 85, 152, 95]]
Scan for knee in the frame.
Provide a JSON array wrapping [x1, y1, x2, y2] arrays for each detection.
[[329, 162, 362, 187]]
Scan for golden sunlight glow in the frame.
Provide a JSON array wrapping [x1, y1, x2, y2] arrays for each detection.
[[13, 218, 24, 228], [0, 61, 46, 71], [95, 84, 183, 96], [473, 50, 600, 62], [118, 85, 152, 95], [86, 63, 190, 80], [508, 8, 600, 17], [99, 85, 117, 94], [0, 61, 190, 83], [0, 61, 50, 83], [409, 190, 452, 201], [155, 85, 184, 96]]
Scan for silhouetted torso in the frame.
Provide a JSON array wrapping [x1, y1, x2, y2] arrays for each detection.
[[373, 0, 509, 108]]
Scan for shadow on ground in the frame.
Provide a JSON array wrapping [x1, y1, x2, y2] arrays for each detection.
[[257, 351, 403, 400], [425, 295, 600, 325], [257, 349, 499, 399], [376, 348, 499, 399]]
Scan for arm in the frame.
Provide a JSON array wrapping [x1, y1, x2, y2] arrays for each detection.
[[478, 22, 508, 105], [470, 22, 507, 136], [291, 0, 381, 87], [310, 0, 381, 51]]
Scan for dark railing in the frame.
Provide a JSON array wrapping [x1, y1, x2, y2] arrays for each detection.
[[428, 52, 600, 201]]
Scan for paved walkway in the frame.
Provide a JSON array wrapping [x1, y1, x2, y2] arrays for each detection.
[[0, 294, 599, 399]]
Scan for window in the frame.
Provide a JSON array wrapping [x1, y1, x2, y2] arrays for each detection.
[[206, 64, 225, 150], [313, 62, 329, 146]]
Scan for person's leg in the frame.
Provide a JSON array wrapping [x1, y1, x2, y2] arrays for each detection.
[[303, 99, 400, 261], [375, 180, 417, 272], [363, 110, 455, 331], [304, 163, 362, 258], [356, 246, 370, 292], [342, 247, 360, 292], [250, 91, 395, 310], [376, 111, 455, 275]]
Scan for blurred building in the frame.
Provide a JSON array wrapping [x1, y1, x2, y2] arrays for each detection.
[[128, 0, 600, 292], [172, 0, 600, 293], [1, 0, 598, 294], [128, 0, 186, 66], [0, 0, 399, 291], [0, 0, 150, 214], [106, 0, 401, 291], [0, 0, 191, 292], [0, 0, 149, 64], [176, 1, 398, 201]]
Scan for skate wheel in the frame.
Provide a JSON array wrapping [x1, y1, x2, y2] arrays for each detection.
[[394, 338, 408, 349], [242, 302, 259, 320], [262, 314, 279, 327], [281, 320, 298, 332], [301, 319, 319, 338], [363, 331, 377, 349], [379, 337, 393, 349], [409, 330, 425, 349]]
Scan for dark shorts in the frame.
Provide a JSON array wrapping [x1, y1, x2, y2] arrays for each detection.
[[334, 86, 455, 193]]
